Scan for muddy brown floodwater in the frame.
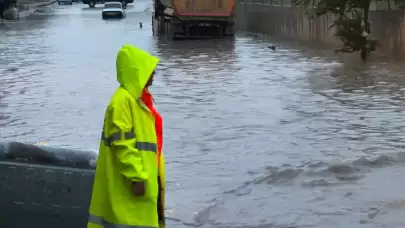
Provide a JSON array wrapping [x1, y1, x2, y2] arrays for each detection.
[[1, 1, 405, 227]]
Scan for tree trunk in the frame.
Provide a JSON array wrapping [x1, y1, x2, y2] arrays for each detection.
[[361, 1, 371, 61]]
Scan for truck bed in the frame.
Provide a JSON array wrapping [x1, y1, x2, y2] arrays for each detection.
[[158, 0, 235, 17]]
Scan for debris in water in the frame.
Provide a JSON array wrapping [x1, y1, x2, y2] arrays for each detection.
[[139, 22, 143, 28], [4, 67, 18, 72], [367, 207, 379, 219], [268, 45, 276, 51]]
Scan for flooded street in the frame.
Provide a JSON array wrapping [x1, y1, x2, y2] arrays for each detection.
[[1, 1, 405, 227]]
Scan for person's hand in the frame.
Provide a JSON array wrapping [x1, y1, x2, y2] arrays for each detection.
[[131, 181, 145, 196]]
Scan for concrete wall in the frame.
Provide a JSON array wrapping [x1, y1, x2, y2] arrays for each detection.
[[235, 0, 405, 60]]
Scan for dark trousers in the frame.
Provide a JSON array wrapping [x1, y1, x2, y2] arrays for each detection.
[[157, 176, 165, 224]]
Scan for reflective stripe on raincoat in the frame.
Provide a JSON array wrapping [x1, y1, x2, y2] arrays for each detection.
[[87, 44, 166, 228]]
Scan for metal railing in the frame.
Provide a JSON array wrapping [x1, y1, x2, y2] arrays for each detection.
[[239, 0, 293, 6], [239, 0, 397, 10]]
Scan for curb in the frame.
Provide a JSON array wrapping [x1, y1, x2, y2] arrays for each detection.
[[32, 0, 57, 7], [18, 0, 56, 18], [2, 0, 56, 21]]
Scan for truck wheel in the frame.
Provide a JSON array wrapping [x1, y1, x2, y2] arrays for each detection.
[[159, 17, 164, 34], [88, 1, 95, 7], [165, 20, 172, 40], [164, 21, 168, 38]]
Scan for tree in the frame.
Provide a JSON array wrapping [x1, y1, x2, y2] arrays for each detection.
[[0, 0, 10, 24], [0, 0, 5, 24], [291, 0, 405, 61]]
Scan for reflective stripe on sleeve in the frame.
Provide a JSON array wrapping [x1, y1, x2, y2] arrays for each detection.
[[101, 131, 135, 146], [88, 214, 156, 228], [135, 142, 157, 153], [101, 131, 157, 153]]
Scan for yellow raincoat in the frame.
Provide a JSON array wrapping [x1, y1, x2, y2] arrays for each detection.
[[88, 44, 166, 228]]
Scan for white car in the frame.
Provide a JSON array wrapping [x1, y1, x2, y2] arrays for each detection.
[[102, 2, 126, 19]]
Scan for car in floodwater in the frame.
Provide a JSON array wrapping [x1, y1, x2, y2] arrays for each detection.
[[102, 2, 125, 19], [57, 0, 73, 5]]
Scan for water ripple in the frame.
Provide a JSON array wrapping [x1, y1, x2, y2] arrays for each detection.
[[1, 2, 405, 227]]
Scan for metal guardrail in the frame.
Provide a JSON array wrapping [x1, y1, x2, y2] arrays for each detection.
[[239, 0, 395, 10], [0, 141, 97, 228], [239, 0, 293, 6]]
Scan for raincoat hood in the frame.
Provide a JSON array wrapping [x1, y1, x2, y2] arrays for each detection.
[[116, 44, 159, 99]]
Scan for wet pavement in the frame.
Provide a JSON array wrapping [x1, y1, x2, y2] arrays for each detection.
[[1, 1, 405, 227]]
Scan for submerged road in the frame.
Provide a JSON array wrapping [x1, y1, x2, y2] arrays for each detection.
[[2, 1, 405, 227]]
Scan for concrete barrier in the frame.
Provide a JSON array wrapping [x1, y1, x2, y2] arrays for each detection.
[[18, 0, 57, 8], [0, 141, 96, 228]]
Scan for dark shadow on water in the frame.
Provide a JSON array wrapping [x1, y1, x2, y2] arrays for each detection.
[[332, 61, 405, 92], [248, 33, 405, 92], [172, 35, 235, 41], [153, 36, 237, 60], [305, 56, 405, 111], [81, 6, 104, 10], [315, 58, 405, 90], [102, 18, 125, 21], [151, 36, 238, 90], [80, 4, 134, 10]]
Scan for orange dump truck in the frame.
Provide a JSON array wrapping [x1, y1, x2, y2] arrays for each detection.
[[152, 0, 235, 39]]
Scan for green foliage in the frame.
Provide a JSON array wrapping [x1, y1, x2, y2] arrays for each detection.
[[331, 12, 378, 55], [290, 0, 363, 16], [290, 0, 386, 60], [394, 0, 405, 10]]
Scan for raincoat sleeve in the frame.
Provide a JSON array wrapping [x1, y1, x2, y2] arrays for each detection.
[[109, 103, 148, 182]]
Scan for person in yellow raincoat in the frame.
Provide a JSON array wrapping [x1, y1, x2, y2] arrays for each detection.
[[88, 44, 166, 228]]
